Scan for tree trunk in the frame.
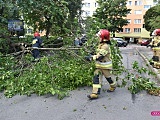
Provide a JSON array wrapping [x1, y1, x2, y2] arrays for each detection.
[[45, 16, 52, 39]]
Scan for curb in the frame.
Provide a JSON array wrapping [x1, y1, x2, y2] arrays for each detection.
[[136, 48, 160, 82]]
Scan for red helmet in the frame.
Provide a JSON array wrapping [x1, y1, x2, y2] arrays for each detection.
[[97, 29, 110, 42], [34, 32, 40, 37], [155, 29, 160, 36]]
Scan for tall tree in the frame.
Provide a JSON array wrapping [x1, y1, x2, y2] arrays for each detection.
[[84, 17, 106, 34], [93, 0, 131, 37], [17, 0, 69, 38], [143, 5, 160, 33], [65, 0, 83, 35], [0, 0, 21, 53], [66, 0, 82, 21], [17, 0, 83, 38], [0, 0, 19, 37]]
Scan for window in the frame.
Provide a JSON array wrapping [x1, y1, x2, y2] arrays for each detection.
[[153, 1, 158, 5], [135, 1, 142, 5], [118, 28, 123, 32], [93, 11, 96, 15], [143, 24, 145, 28], [127, 1, 132, 5], [127, 19, 131, 24], [144, 5, 151, 9], [85, 11, 90, 16], [125, 28, 130, 33], [134, 10, 142, 14], [134, 19, 141, 24], [134, 28, 141, 33], [127, 10, 132, 15], [95, 3, 97, 7], [27, 28, 32, 34], [85, 3, 90, 8]]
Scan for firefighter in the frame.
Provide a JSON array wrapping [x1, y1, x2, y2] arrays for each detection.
[[150, 29, 160, 68], [87, 29, 116, 100], [32, 32, 43, 61], [150, 29, 160, 47]]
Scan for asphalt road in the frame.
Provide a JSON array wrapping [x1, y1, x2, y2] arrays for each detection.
[[0, 44, 160, 120]]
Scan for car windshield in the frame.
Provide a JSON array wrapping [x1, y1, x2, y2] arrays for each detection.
[[117, 39, 123, 41], [142, 39, 148, 42], [113, 38, 124, 42]]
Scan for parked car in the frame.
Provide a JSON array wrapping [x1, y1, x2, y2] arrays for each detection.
[[112, 38, 128, 47], [139, 39, 151, 46]]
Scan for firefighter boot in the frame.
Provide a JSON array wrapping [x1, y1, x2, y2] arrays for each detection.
[[87, 75, 101, 100], [106, 77, 116, 92], [87, 93, 98, 100], [107, 82, 116, 92], [87, 88, 101, 100]]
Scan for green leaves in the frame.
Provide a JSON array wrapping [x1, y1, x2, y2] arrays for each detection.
[[0, 49, 94, 99], [110, 39, 124, 75], [127, 61, 158, 95], [143, 5, 160, 32], [16, 0, 82, 37], [94, 0, 131, 33]]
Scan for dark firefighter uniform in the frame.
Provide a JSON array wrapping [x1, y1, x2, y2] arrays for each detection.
[[87, 29, 116, 100], [32, 32, 43, 61]]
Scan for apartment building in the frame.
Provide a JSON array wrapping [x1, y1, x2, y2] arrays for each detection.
[[82, 0, 156, 40], [81, 0, 98, 18], [116, 0, 155, 41]]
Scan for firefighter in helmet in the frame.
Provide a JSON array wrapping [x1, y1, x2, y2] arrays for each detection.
[[87, 29, 116, 100], [32, 31, 43, 61], [150, 29, 160, 68], [150, 29, 160, 47]]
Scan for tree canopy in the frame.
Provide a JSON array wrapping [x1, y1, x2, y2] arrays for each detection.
[[93, 0, 131, 37], [18, 0, 69, 38], [143, 5, 160, 33], [0, 0, 83, 39]]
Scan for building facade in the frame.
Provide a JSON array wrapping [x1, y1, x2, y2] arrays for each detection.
[[82, 0, 157, 40], [81, 0, 98, 18]]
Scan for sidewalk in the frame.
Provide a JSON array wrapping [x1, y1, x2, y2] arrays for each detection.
[[136, 47, 160, 82]]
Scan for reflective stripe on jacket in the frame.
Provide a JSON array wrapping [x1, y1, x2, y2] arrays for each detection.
[[95, 61, 112, 69]]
